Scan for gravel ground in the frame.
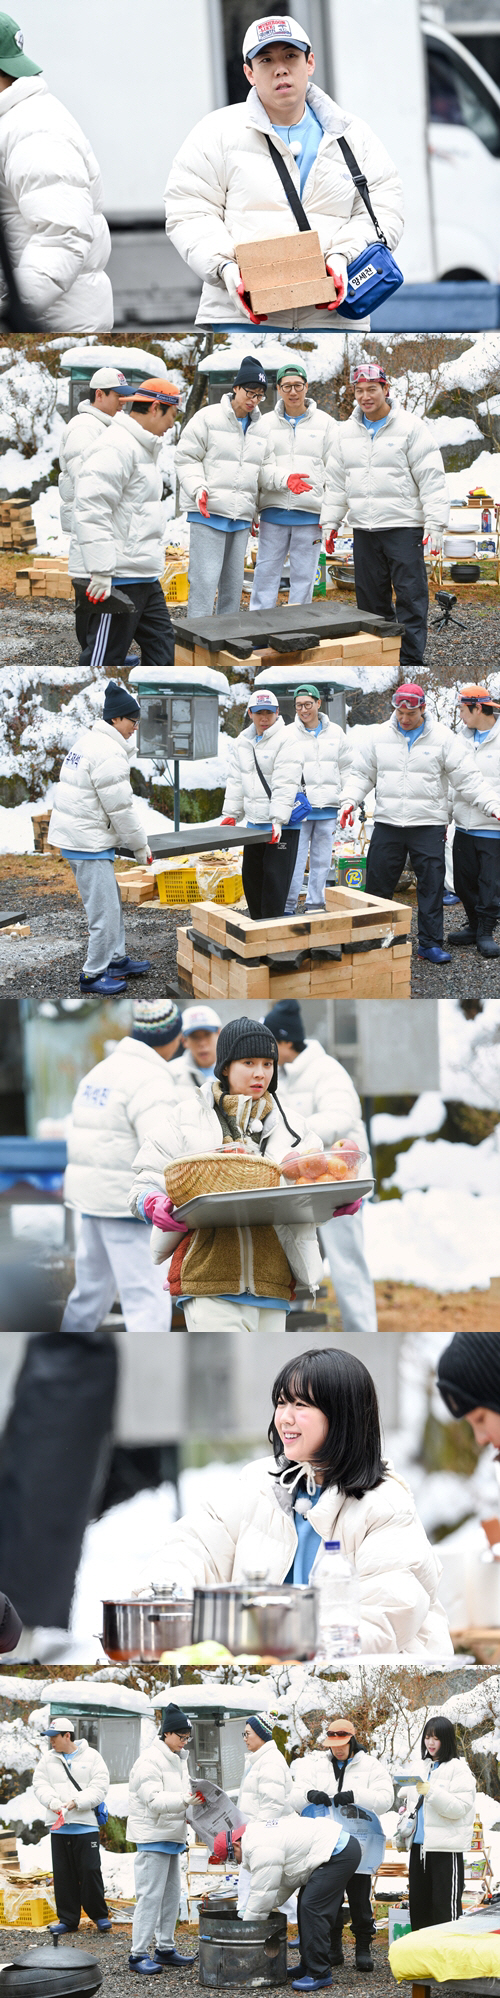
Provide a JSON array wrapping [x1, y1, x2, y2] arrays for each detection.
[[0, 892, 187, 997], [0, 1925, 411, 1997]]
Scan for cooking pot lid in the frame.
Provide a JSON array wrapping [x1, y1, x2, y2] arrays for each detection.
[[102, 1598, 187, 1607], [11, 1950, 101, 1970]]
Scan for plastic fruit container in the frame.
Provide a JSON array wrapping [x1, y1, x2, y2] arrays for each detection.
[[280, 1140, 366, 1184]]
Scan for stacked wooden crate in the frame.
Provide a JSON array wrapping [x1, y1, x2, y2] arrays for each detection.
[[175, 631, 402, 677], [16, 556, 73, 599], [0, 497, 37, 551], [115, 866, 158, 904], [177, 886, 412, 999]]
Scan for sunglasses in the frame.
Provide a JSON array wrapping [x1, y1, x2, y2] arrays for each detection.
[[461, 699, 496, 714]]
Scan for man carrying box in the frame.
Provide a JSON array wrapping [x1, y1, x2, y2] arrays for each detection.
[[165, 14, 403, 329], [251, 363, 337, 609]]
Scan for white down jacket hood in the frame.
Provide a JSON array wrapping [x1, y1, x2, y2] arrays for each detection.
[[176, 396, 267, 520], [419, 1758, 476, 1855], [241, 1815, 359, 1921], [59, 404, 113, 578], [136, 1452, 453, 1658], [325, 403, 450, 534], [222, 716, 304, 828], [72, 411, 168, 579], [48, 717, 149, 861], [64, 1038, 181, 1218], [276, 1040, 369, 1158], [291, 714, 351, 811], [452, 718, 500, 831], [0, 75, 112, 331], [130, 1075, 324, 1294], [290, 1746, 393, 1818], [126, 1738, 191, 1847], [165, 82, 404, 327], [342, 712, 500, 829], [238, 1740, 296, 1823], [259, 400, 339, 520], [32, 1740, 109, 1831]]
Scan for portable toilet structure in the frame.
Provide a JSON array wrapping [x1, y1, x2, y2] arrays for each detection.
[[129, 662, 229, 829], [37, 1680, 153, 1784], [59, 346, 170, 420], [154, 1684, 272, 1798]]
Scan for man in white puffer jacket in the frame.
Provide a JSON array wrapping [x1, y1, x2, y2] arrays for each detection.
[[126, 1703, 195, 1976], [32, 1717, 110, 1936], [228, 1816, 363, 1985], [221, 688, 305, 918], [0, 11, 112, 331], [284, 685, 351, 913], [165, 12, 403, 330], [61, 1000, 184, 1337], [251, 364, 338, 608], [72, 377, 180, 674], [340, 683, 500, 965], [176, 356, 268, 616], [48, 680, 153, 995], [264, 1000, 377, 1335], [449, 686, 500, 960]]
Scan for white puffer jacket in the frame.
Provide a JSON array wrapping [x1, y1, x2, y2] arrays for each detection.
[[136, 1452, 452, 1657], [342, 713, 500, 829], [126, 1738, 191, 1847], [73, 411, 168, 579], [277, 1040, 368, 1156], [64, 1038, 180, 1217], [0, 76, 112, 331], [452, 718, 500, 832], [241, 1815, 355, 1921], [165, 83, 403, 326], [59, 404, 112, 578], [290, 715, 351, 811], [290, 1747, 393, 1818], [238, 1740, 296, 1823], [130, 1076, 324, 1293], [259, 400, 338, 519], [420, 1758, 476, 1855], [324, 403, 450, 534], [32, 1741, 109, 1830], [176, 396, 267, 521], [222, 716, 304, 828], [167, 1048, 215, 1095], [48, 717, 149, 861]]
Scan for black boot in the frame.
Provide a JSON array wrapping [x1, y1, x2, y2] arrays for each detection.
[[448, 925, 477, 946], [330, 1946, 344, 1968], [355, 1946, 374, 1972], [477, 930, 500, 958]]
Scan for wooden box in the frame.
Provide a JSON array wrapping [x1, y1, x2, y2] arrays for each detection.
[[235, 231, 336, 313]]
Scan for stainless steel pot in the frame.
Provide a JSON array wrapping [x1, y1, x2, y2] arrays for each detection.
[[101, 1598, 193, 1662], [191, 1582, 317, 1660]]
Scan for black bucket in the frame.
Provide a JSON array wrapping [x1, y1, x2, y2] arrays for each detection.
[[0, 1944, 103, 1998], [198, 1902, 287, 1988]]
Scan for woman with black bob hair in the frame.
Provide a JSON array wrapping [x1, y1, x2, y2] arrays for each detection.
[[136, 1347, 452, 1658], [408, 1714, 476, 1931]]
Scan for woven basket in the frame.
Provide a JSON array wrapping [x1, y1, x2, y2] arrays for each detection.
[[164, 1151, 281, 1204]]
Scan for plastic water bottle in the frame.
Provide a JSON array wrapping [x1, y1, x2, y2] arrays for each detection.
[[314, 1540, 362, 1659]]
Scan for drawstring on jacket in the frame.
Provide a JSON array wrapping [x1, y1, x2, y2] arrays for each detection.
[[276, 1459, 318, 1500]]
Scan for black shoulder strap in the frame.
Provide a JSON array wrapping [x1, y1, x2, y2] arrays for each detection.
[[61, 1758, 83, 1794], [252, 744, 273, 799], [336, 134, 387, 246], [266, 128, 387, 247], [265, 135, 311, 232]]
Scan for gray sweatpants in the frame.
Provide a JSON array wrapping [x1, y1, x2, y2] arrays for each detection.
[[250, 520, 322, 609], [68, 857, 125, 975], [188, 519, 249, 617], [319, 1208, 377, 1334], [131, 1848, 181, 1957]]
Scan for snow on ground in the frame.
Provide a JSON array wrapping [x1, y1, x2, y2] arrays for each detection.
[[447, 449, 500, 503], [384, 1127, 500, 1195], [371, 1093, 446, 1145], [438, 334, 500, 396], [32, 487, 70, 558], [0, 801, 36, 853], [439, 999, 500, 1105], [426, 415, 483, 446], [364, 1188, 500, 1290]]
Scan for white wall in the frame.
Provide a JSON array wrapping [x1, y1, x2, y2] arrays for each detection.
[[326, 0, 437, 278]]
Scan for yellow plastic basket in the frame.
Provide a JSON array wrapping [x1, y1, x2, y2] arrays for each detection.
[[162, 570, 189, 603], [212, 873, 243, 903], [0, 1882, 57, 1927], [157, 864, 199, 905]]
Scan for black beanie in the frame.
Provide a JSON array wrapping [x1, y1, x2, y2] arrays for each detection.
[[215, 1016, 279, 1094], [103, 680, 140, 723], [160, 1704, 192, 1737], [264, 1000, 306, 1049], [233, 355, 267, 390], [437, 1334, 500, 1420]]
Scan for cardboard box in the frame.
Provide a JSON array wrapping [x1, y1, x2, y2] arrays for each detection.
[[235, 231, 337, 314]]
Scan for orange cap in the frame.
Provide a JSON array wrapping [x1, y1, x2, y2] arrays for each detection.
[[460, 684, 500, 705], [131, 376, 180, 404]]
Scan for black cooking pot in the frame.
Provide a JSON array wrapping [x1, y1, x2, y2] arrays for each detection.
[[450, 563, 481, 583], [0, 1944, 102, 1997]]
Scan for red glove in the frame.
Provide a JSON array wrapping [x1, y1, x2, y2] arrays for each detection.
[[143, 1192, 188, 1236], [325, 531, 338, 556], [316, 262, 347, 311], [198, 490, 210, 519], [271, 821, 282, 845], [195, 1791, 206, 1802], [237, 278, 268, 325], [339, 804, 355, 831], [333, 1197, 363, 1217], [221, 816, 236, 825], [287, 474, 313, 495]]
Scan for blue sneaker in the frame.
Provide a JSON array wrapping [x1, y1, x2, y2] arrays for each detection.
[[79, 970, 127, 996], [49, 1922, 73, 1936], [108, 955, 151, 977], [417, 945, 451, 964], [97, 1918, 112, 1931], [292, 1978, 332, 1991], [153, 1949, 196, 1967], [129, 1956, 162, 1975], [443, 892, 460, 905]]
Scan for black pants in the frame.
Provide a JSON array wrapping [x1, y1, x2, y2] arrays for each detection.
[[366, 821, 446, 950], [453, 828, 500, 936], [0, 1333, 117, 1628], [353, 527, 428, 668], [297, 1837, 362, 1979], [76, 578, 174, 670], [242, 827, 299, 920], [51, 1831, 108, 1930], [330, 1868, 374, 1950], [409, 1845, 464, 1930]]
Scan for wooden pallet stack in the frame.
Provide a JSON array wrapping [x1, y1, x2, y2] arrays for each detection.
[[16, 556, 73, 600], [0, 498, 37, 551], [175, 630, 401, 677], [177, 885, 412, 999]]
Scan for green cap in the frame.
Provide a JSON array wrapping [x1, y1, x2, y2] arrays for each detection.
[[295, 684, 321, 700], [277, 362, 308, 383], [0, 11, 41, 75]]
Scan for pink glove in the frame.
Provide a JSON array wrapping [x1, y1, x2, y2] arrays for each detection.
[[287, 474, 313, 495], [339, 804, 355, 831], [325, 531, 337, 556], [333, 1197, 363, 1217], [316, 263, 347, 310], [198, 489, 210, 519], [143, 1192, 188, 1236], [237, 278, 268, 325]]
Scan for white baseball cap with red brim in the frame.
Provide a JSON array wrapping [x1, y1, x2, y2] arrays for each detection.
[[243, 15, 310, 60]]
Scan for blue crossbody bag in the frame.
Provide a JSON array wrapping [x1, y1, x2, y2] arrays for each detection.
[[252, 745, 311, 828], [266, 133, 403, 318]]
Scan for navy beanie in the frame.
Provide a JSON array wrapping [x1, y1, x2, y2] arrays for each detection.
[[264, 1000, 306, 1049], [233, 355, 267, 390], [103, 680, 140, 723], [160, 1704, 192, 1737], [215, 1016, 279, 1094], [437, 1334, 500, 1420], [247, 1713, 273, 1742]]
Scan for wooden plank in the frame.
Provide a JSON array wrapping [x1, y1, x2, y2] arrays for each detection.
[[269, 968, 311, 997], [228, 958, 270, 997]]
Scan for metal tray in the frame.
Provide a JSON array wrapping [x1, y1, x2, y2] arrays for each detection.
[[174, 1177, 374, 1228]]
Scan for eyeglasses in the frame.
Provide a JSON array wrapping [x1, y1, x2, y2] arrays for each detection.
[[460, 699, 497, 714]]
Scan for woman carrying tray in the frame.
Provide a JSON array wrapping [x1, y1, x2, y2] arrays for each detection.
[[130, 1016, 360, 1333], [132, 1346, 453, 1656]]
